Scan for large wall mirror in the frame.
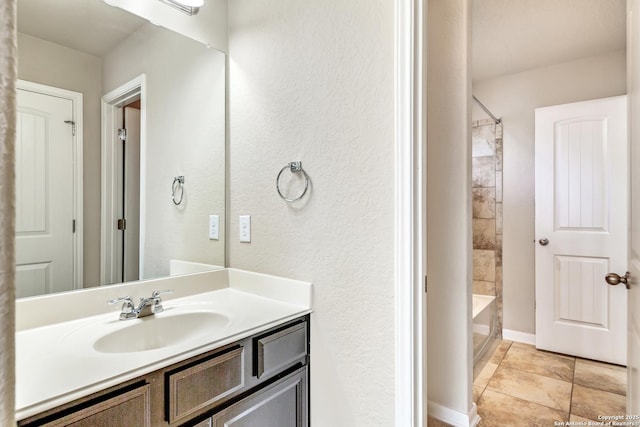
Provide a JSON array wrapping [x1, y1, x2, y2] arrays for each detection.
[[15, 0, 226, 298]]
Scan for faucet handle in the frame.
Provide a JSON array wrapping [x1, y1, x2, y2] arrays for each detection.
[[151, 289, 174, 299], [108, 296, 135, 313], [151, 289, 174, 313]]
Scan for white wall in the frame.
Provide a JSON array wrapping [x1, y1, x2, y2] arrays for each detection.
[[228, 0, 395, 425], [472, 50, 627, 334], [426, 0, 476, 423], [103, 23, 226, 278], [17, 32, 103, 288]]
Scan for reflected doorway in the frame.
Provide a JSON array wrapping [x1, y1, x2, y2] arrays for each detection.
[[115, 101, 141, 283], [101, 74, 145, 286]]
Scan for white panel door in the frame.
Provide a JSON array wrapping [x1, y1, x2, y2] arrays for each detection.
[[123, 106, 140, 282], [114, 106, 141, 284], [16, 89, 75, 297], [535, 96, 628, 365], [627, 0, 640, 413]]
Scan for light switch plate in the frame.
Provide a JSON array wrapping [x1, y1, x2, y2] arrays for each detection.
[[209, 215, 219, 240], [239, 215, 251, 243]]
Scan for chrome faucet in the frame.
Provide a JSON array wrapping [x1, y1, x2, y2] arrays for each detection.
[[108, 289, 174, 320]]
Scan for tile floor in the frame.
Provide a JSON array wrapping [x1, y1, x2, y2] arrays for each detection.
[[428, 340, 627, 427], [475, 340, 626, 426]]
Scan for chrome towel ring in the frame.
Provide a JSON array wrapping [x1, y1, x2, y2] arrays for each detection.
[[172, 176, 185, 205], [276, 162, 309, 203]]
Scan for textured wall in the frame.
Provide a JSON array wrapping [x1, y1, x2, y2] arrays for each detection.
[[427, 0, 475, 419], [17, 32, 103, 288], [472, 50, 626, 335], [103, 23, 226, 279], [0, 0, 16, 423], [228, 0, 395, 425]]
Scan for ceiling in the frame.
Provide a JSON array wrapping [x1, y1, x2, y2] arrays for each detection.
[[473, 0, 626, 82], [17, 0, 147, 57], [17, 0, 626, 80]]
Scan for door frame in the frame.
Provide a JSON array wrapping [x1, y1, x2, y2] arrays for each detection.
[[100, 74, 147, 285], [16, 79, 84, 291], [395, 0, 426, 425]]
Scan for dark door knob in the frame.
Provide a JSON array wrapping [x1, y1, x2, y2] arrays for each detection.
[[605, 272, 630, 289], [538, 238, 549, 246]]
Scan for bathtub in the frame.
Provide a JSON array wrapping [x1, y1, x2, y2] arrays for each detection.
[[473, 294, 497, 367]]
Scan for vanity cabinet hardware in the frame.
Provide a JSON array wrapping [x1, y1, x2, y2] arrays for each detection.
[[211, 366, 308, 427], [254, 321, 308, 379], [167, 346, 245, 424], [29, 384, 151, 427]]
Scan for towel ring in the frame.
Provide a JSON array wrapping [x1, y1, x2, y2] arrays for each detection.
[[276, 162, 309, 203], [172, 176, 185, 205]]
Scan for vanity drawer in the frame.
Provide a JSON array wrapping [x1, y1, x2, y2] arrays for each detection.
[[167, 346, 244, 424], [30, 384, 151, 427], [254, 321, 308, 379]]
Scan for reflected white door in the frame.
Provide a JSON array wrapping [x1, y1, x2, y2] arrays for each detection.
[[535, 96, 628, 365], [15, 89, 75, 297], [123, 106, 140, 282], [114, 105, 141, 283]]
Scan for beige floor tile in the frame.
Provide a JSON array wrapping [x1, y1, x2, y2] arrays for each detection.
[[574, 358, 626, 396], [489, 340, 512, 364], [511, 342, 575, 360], [510, 342, 537, 352], [473, 385, 485, 403], [487, 366, 572, 412], [571, 384, 626, 421], [474, 362, 498, 389], [570, 414, 596, 423], [501, 346, 575, 382], [427, 416, 453, 427], [477, 389, 568, 427]]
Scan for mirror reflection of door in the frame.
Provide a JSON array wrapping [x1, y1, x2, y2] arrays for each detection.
[[115, 102, 141, 283], [15, 83, 82, 297]]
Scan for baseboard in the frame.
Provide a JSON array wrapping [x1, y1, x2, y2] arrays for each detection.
[[502, 329, 536, 345], [428, 401, 480, 427]]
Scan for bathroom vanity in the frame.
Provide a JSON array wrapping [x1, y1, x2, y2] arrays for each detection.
[[15, 269, 312, 427]]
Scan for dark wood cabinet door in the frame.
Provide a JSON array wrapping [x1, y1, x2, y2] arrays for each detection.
[[211, 367, 307, 427], [40, 384, 150, 427]]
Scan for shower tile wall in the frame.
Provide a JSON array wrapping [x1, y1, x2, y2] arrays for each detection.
[[473, 119, 503, 335]]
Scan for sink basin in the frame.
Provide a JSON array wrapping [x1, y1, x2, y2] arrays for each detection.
[[93, 311, 230, 353]]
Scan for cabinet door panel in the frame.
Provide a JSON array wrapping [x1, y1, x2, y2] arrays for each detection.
[[212, 367, 307, 427], [255, 322, 307, 379], [41, 385, 150, 427], [168, 346, 245, 423]]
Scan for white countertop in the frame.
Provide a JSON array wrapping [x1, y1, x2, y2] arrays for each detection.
[[15, 269, 312, 421]]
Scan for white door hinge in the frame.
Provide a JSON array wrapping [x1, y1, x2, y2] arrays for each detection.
[[118, 128, 127, 141]]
